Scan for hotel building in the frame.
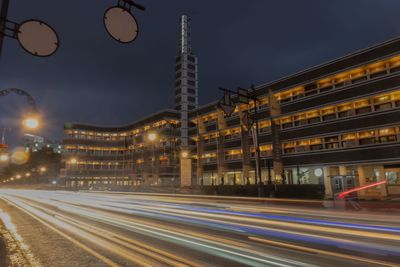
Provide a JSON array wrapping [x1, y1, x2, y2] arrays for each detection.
[[62, 15, 400, 198]]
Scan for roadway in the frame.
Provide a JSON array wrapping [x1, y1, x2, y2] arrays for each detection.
[[0, 189, 398, 267]]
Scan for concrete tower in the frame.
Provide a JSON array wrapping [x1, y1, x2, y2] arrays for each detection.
[[175, 15, 198, 186]]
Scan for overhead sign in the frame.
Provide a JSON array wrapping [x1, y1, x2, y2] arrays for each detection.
[[17, 20, 59, 57], [104, 6, 138, 43]]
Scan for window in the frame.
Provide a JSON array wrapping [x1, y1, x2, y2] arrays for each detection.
[[188, 88, 196, 94], [375, 102, 392, 111], [310, 144, 323, 151], [370, 70, 387, 79], [188, 72, 196, 78], [355, 106, 371, 114], [188, 96, 196, 102], [188, 64, 195, 70], [308, 117, 320, 124], [175, 64, 181, 71], [353, 76, 368, 83], [322, 113, 336, 121], [188, 80, 196, 86], [175, 72, 181, 79], [359, 137, 375, 145]]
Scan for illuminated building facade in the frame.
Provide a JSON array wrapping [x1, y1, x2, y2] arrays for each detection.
[[62, 16, 400, 197], [61, 110, 180, 189], [190, 37, 400, 198]]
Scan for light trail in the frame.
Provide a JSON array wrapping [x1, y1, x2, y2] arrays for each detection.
[[0, 189, 398, 267]]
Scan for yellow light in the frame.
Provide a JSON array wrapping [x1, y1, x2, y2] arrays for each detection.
[[181, 151, 189, 158], [16, 174, 21, 179], [70, 158, 77, 164], [23, 117, 39, 129], [148, 132, 157, 142], [39, 167, 47, 172], [25, 172, 31, 177]]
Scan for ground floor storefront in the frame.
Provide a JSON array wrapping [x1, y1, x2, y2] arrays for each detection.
[[197, 163, 400, 199]]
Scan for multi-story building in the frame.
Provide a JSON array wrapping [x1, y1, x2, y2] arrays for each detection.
[[62, 14, 400, 198], [190, 37, 400, 198], [61, 110, 180, 188]]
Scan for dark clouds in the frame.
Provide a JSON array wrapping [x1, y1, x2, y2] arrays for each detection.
[[1, 0, 400, 146]]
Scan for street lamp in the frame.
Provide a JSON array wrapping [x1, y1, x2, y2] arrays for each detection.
[[181, 151, 189, 158], [0, 153, 8, 162], [39, 166, 47, 173], [218, 85, 265, 197], [23, 117, 39, 130], [70, 158, 77, 165], [147, 132, 157, 142]]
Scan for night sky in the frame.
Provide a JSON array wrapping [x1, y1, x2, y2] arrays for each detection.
[[1, 0, 400, 147]]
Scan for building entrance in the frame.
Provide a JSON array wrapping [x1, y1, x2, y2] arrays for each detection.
[[331, 175, 357, 195]]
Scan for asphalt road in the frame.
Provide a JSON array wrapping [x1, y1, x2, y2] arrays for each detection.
[[0, 190, 399, 267]]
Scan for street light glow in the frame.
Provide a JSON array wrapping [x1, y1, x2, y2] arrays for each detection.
[[181, 151, 189, 158], [0, 154, 8, 161], [70, 158, 78, 164], [148, 132, 157, 142], [23, 117, 39, 129], [39, 167, 47, 172]]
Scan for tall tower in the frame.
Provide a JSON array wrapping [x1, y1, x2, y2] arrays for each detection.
[[175, 15, 198, 148], [175, 15, 198, 186]]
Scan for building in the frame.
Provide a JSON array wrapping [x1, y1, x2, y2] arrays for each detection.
[[175, 15, 199, 186], [61, 110, 180, 189], [62, 14, 400, 198], [190, 37, 400, 199]]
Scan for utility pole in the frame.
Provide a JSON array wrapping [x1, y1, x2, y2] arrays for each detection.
[[0, 0, 9, 58], [218, 85, 264, 197]]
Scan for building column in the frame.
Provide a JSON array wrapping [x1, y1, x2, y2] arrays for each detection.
[[338, 166, 347, 176], [323, 167, 334, 198], [239, 110, 251, 185], [376, 165, 388, 198], [196, 117, 206, 185], [356, 165, 367, 199], [217, 110, 227, 185], [196, 136, 204, 185]]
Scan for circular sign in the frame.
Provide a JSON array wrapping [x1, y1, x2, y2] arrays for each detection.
[[104, 6, 138, 43], [17, 20, 59, 57], [314, 168, 323, 177]]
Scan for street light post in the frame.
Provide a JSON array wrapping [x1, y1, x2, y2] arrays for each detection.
[[218, 85, 265, 197], [0, 88, 40, 130], [0, 0, 10, 58]]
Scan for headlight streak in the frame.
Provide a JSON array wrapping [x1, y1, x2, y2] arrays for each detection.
[[1, 189, 399, 267], [1, 193, 312, 267], [8, 190, 400, 257]]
